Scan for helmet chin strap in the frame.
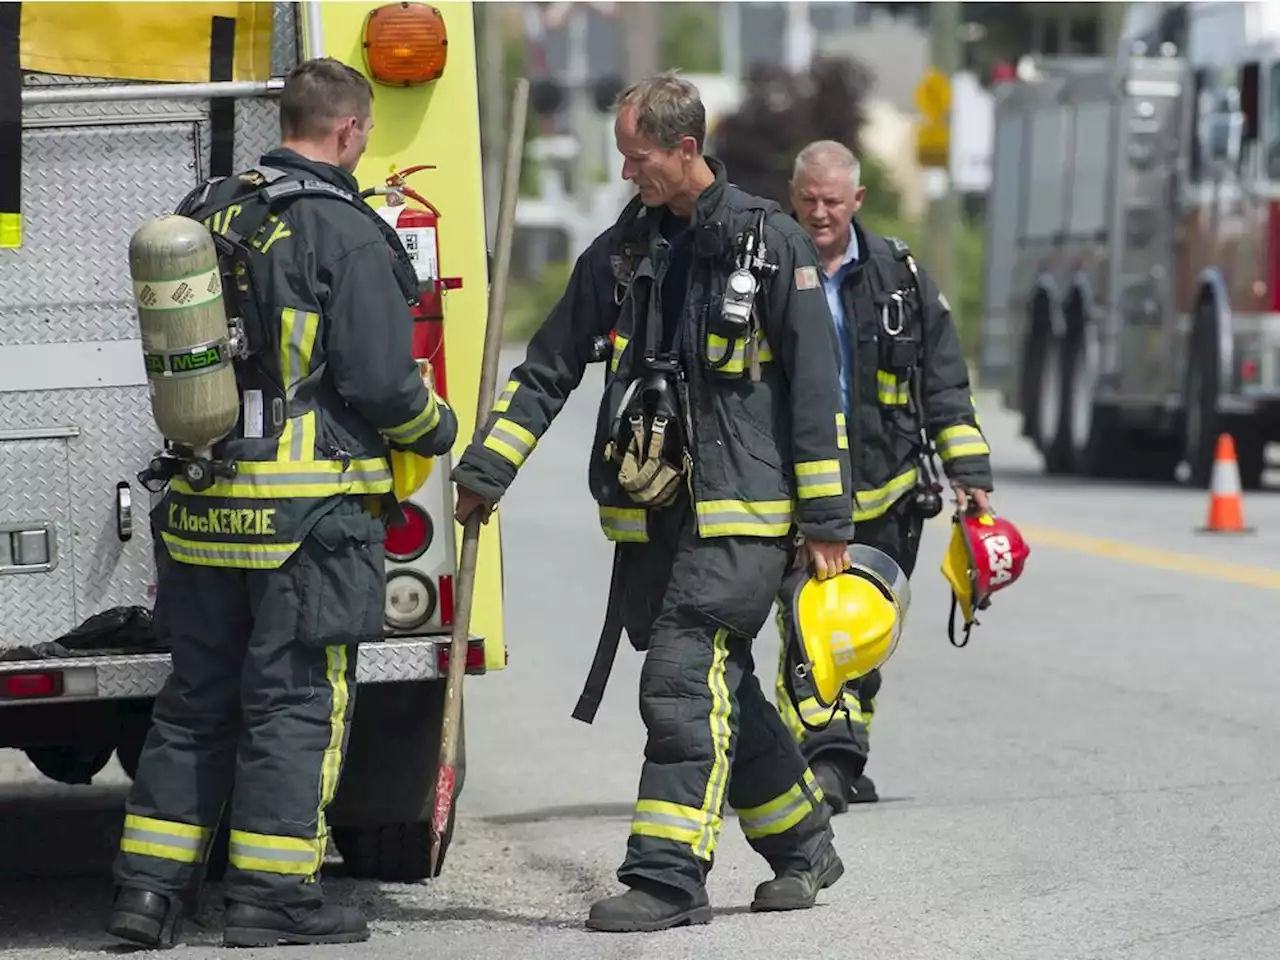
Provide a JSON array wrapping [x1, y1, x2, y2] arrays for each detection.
[[783, 634, 863, 737]]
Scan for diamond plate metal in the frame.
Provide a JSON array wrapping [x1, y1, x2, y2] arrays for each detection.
[[0, 637, 470, 702], [271, 2, 301, 77], [0, 123, 202, 348], [0, 439, 76, 648], [0, 388, 162, 651], [20, 4, 298, 128]]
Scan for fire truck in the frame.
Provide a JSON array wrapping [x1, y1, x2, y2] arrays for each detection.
[[977, 1, 1280, 489], [0, 0, 505, 881]]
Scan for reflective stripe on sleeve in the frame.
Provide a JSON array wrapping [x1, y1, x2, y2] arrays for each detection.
[[492, 379, 519, 413], [795, 459, 843, 500], [382, 392, 442, 445], [483, 418, 537, 467], [936, 423, 990, 462]]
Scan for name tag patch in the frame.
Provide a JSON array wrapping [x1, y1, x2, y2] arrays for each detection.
[[794, 265, 820, 291]]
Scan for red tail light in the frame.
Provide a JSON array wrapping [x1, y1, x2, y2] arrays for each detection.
[[437, 637, 486, 675], [412, 319, 447, 401], [385, 503, 432, 562], [1, 672, 62, 699], [438, 574, 454, 625]]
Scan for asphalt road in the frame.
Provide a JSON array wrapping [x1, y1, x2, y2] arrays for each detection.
[[4, 346, 1280, 958]]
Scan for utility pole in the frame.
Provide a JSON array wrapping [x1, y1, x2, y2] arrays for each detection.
[[924, 0, 960, 308], [622, 2, 660, 83], [479, 1, 505, 246]]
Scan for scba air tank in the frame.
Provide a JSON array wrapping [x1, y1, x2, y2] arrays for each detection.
[[129, 215, 240, 454]]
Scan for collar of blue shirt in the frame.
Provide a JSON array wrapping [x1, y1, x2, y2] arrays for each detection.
[[820, 227, 860, 286]]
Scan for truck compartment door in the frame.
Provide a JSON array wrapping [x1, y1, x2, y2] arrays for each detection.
[[0, 437, 75, 650]]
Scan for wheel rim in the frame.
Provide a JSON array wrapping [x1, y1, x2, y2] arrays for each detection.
[[1038, 341, 1061, 449]]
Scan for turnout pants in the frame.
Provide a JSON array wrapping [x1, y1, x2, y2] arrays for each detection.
[[614, 495, 833, 899], [773, 497, 923, 781], [114, 498, 386, 908]]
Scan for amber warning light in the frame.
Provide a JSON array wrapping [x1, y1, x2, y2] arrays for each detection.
[[363, 2, 449, 86]]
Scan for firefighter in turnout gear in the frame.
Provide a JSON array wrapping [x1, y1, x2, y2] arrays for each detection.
[[772, 141, 994, 812], [108, 60, 457, 949], [452, 75, 854, 933]]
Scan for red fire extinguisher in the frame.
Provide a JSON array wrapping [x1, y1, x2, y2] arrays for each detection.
[[374, 164, 464, 399]]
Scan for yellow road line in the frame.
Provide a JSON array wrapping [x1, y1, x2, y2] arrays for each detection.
[[1019, 523, 1280, 591]]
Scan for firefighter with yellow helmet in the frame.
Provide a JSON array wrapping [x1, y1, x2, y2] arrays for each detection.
[[772, 140, 998, 813]]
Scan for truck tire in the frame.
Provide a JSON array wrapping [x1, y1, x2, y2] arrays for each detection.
[[1182, 303, 1219, 488], [331, 805, 457, 882], [1036, 333, 1072, 473], [24, 744, 115, 785], [1060, 319, 1118, 476], [326, 679, 467, 883]]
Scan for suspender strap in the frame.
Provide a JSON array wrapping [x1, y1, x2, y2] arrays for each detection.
[[571, 547, 627, 725]]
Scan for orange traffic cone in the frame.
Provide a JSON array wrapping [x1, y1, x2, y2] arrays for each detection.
[[1199, 433, 1254, 534]]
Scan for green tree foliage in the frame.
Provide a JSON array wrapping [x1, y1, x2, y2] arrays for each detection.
[[659, 4, 721, 74], [709, 56, 874, 206], [711, 54, 986, 359]]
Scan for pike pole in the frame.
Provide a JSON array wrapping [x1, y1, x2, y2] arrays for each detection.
[[429, 75, 531, 876]]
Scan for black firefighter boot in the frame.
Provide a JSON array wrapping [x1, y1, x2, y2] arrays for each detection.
[[222, 900, 370, 947], [106, 886, 188, 949], [750, 804, 845, 913], [586, 881, 713, 933]]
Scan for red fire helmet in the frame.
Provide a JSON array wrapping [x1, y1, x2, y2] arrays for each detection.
[[940, 510, 1030, 647]]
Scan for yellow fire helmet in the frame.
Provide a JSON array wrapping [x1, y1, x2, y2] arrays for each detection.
[[788, 544, 911, 709], [390, 448, 435, 502], [389, 360, 442, 501]]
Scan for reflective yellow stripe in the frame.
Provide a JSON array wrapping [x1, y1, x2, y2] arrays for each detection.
[[629, 628, 732, 860], [836, 412, 848, 450], [382, 392, 442, 445], [160, 532, 300, 569], [120, 814, 213, 864], [227, 646, 348, 879], [936, 423, 990, 461], [316, 644, 351, 870], [279, 307, 320, 396], [852, 467, 918, 522], [705, 329, 773, 374], [170, 457, 393, 499], [695, 499, 793, 537], [736, 768, 823, 839], [0, 212, 21, 249], [631, 799, 707, 848], [599, 505, 648, 542], [610, 335, 629, 373], [492, 379, 519, 413], [483, 417, 537, 467], [795, 459, 842, 500], [696, 627, 733, 858], [876, 369, 910, 406], [228, 829, 322, 877], [276, 410, 318, 463]]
